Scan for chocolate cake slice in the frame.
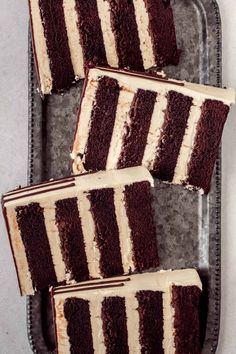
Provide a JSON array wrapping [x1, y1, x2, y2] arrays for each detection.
[[52, 269, 202, 354], [2, 167, 159, 295], [28, 0, 179, 94], [71, 67, 235, 194]]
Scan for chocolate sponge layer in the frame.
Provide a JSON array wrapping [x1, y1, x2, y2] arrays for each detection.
[[55, 197, 89, 282], [118, 89, 157, 169], [136, 290, 164, 353], [144, 0, 180, 66], [16, 202, 57, 290], [38, 0, 74, 92], [108, 0, 144, 70], [88, 188, 124, 277], [172, 285, 201, 354], [124, 181, 159, 271], [153, 91, 193, 181], [64, 298, 94, 354], [102, 296, 129, 354], [187, 99, 229, 193], [75, 0, 107, 68], [84, 76, 120, 171]]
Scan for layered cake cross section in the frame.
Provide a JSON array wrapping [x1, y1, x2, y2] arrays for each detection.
[[71, 67, 235, 193], [29, 0, 179, 94], [52, 269, 202, 354], [2, 167, 159, 295]]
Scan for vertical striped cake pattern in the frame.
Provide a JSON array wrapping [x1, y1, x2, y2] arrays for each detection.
[[72, 67, 235, 193], [2, 167, 159, 295], [53, 270, 202, 354], [28, 0, 179, 94]]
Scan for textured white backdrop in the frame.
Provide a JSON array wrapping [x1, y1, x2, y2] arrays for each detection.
[[0, 1, 235, 353]]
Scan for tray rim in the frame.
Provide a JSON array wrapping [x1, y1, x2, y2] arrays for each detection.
[[26, 0, 222, 352]]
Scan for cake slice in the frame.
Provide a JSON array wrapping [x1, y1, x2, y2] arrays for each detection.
[[52, 269, 202, 354], [71, 67, 235, 194], [2, 167, 159, 295], [29, 0, 179, 94]]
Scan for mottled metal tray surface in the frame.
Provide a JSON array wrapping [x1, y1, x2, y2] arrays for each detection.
[[27, 0, 222, 353]]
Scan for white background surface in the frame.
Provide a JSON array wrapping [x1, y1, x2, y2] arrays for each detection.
[[0, 1, 235, 353]]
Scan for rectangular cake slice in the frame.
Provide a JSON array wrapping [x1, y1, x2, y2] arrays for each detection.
[[29, 0, 179, 94], [52, 269, 202, 354], [71, 67, 235, 194], [2, 167, 159, 295]]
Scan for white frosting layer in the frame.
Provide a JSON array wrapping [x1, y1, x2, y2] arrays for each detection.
[[172, 97, 203, 184], [77, 192, 101, 279], [142, 94, 168, 170], [125, 295, 141, 353], [75, 166, 154, 193], [4, 180, 75, 207], [54, 269, 202, 299], [163, 290, 175, 354], [54, 299, 71, 354], [4, 180, 75, 203], [72, 78, 98, 173], [114, 188, 135, 273], [89, 301, 106, 354], [97, 0, 119, 68], [6, 207, 33, 295], [53, 269, 202, 353], [133, 0, 155, 69], [29, 0, 53, 94], [106, 89, 135, 170], [41, 200, 66, 282], [4, 177, 74, 196], [4, 167, 153, 208], [63, 0, 84, 79], [90, 68, 235, 105]]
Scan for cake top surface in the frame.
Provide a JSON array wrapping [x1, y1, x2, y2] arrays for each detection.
[[53, 269, 202, 300], [88, 67, 235, 105], [3, 166, 153, 207]]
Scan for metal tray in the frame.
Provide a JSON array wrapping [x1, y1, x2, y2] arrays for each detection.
[[26, 0, 222, 352]]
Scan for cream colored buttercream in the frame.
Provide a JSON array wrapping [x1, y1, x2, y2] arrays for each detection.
[[142, 94, 168, 169], [114, 187, 135, 273], [6, 207, 34, 295], [96, 0, 119, 68], [172, 97, 203, 184], [63, 0, 84, 79], [91, 68, 235, 105], [133, 0, 156, 69], [53, 269, 202, 299], [4, 167, 153, 208], [125, 295, 141, 353], [77, 192, 101, 279], [71, 78, 98, 173], [163, 290, 175, 354], [3, 179, 73, 202], [54, 298, 71, 354], [40, 200, 66, 282], [89, 300, 106, 354], [106, 89, 135, 170], [29, 0, 53, 94]]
